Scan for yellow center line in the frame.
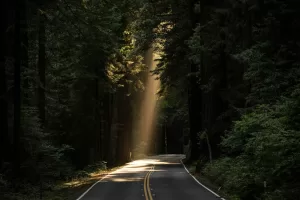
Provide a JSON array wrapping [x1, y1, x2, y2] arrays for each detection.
[[144, 166, 155, 200], [144, 170, 151, 200], [147, 166, 154, 200]]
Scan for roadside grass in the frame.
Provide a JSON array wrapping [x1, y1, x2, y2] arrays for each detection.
[[1, 155, 152, 200], [45, 166, 121, 200], [0, 166, 122, 200]]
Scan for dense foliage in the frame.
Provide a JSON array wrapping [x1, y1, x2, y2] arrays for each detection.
[[1, 0, 149, 198], [134, 0, 300, 199], [2, 0, 300, 199]]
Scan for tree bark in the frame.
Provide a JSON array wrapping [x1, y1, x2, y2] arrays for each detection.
[[103, 92, 112, 164], [187, 0, 201, 161], [0, 0, 11, 170], [21, 0, 29, 105], [94, 70, 101, 163], [13, 0, 23, 177], [38, 11, 46, 125], [108, 93, 118, 166], [116, 81, 131, 164], [0, 49, 8, 170], [205, 132, 212, 164]]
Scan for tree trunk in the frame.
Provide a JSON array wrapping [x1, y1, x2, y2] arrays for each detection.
[[108, 93, 118, 166], [100, 99, 104, 160], [0, 50, 8, 170], [187, 0, 201, 161], [13, 0, 22, 177], [116, 88, 124, 164], [164, 122, 167, 154], [205, 132, 212, 164], [0, 0, 11, 170], [103, 92, 112, 164], [21, 0, 29, 105], [38, 11, 46, 125], [116, 82, 131, 164], [94, 74, 101, 163]]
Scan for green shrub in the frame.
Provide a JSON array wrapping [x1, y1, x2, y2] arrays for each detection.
[[84, 161, 107, 173], [204, 100, 300, 199]]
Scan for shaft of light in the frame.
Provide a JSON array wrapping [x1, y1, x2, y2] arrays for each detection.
[[133, 48, 160, 156]]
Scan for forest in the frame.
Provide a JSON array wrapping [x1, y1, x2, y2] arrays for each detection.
[[1, 0, 300, 199]]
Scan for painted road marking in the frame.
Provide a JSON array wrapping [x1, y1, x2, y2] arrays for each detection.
[[76, 168, 122, 200], [147, 166, 154, 200], [180, 159, 226, 200], [144, 166, 154, 200], [144, 170, 150, 200]]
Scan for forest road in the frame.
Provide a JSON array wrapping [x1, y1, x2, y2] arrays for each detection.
[[76, 154, 223, 200]]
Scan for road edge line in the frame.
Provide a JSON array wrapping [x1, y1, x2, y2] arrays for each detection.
[[76, 166, 124, 200], [180, 159, 226, 200], [75, 175, 107, 200]]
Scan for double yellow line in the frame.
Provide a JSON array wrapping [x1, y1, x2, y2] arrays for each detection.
[[144, 166, 154, 200]]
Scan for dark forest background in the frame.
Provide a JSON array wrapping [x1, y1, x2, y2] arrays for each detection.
[[1, 0, 300, 199]]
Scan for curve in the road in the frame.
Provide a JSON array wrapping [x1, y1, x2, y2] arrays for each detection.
[[180, 159, 226, 200], [75, 155, 226, 200], [144, 166, 154, 200], [76, 172, 112, 200]]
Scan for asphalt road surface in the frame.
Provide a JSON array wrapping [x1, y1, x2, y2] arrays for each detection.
[[76, 154, 224, 200]]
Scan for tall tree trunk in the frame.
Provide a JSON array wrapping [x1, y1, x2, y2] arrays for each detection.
[[204, 131, 212, 164], [94, 76, 100, 163], [100, 99, 104, 160], [109, 93, 118, 166], [164, 122, 168, 154], [0, 49, 8, 171], [117, 82, 131, 164], [116, 88, 122, 164], [188, 73, 201, 161], [13, 0, 23, 178], [95, 74, 103, 162], [21, 0, 29, 105], [103, 92, 112, 164], [187, 0, 201, 161], [0, 0, 11, 170], [38, 11, 46, 125]]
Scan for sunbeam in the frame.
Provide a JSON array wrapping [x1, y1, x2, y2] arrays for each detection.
[[132, 47, 161, 157]]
